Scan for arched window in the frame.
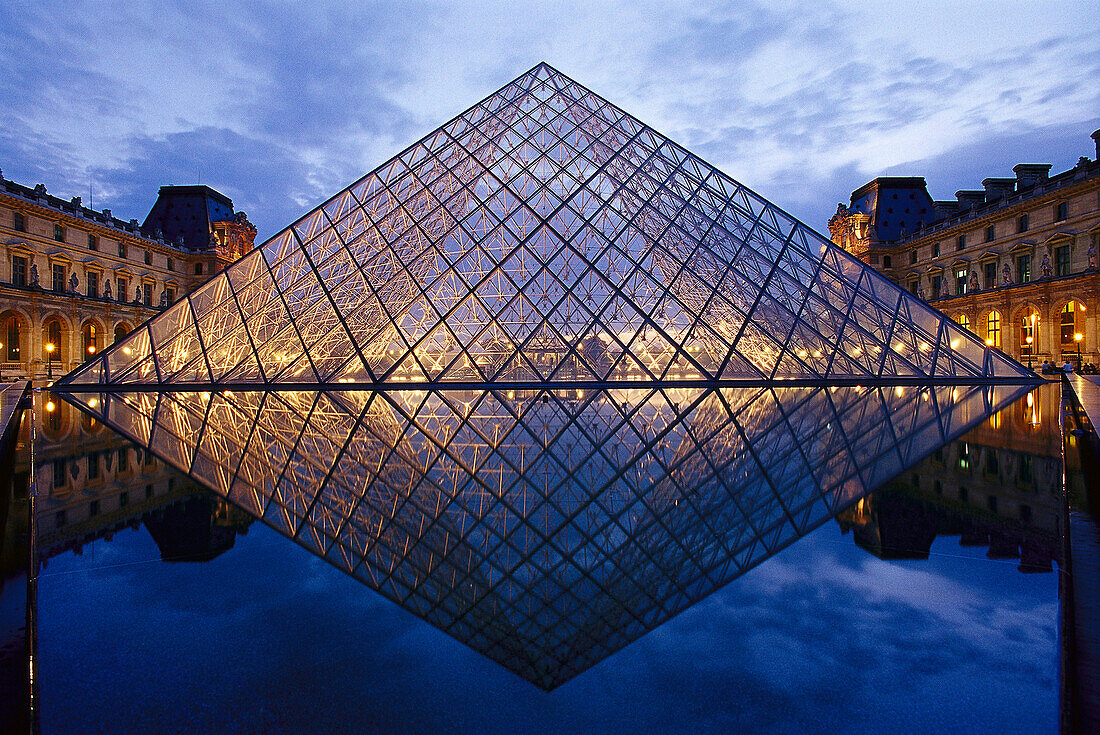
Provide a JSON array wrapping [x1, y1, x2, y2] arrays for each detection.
[[3, 314, 21, 361], [985, 311, 1001, 349], [114, 324, 130, 343], [82, 322, 98, 358], [1019, 310, 1038, 358], [1061, 301, 1084, 353], [954, 314, 970, 331], [44, 319, 62, 363]]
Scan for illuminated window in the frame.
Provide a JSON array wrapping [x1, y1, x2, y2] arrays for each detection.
[[82, 322, 98, 357], [45, 319, 62, 362], [955, 268, 967, 295], [986, 311, 1001, 348], [1061, 301, 1083, 351], [1019, 311, 1037, 356], [955, 314, 970, 331], [4, 315, 21, 361]]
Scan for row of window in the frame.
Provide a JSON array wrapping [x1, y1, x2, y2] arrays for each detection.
[[950, 301, 1084, 354], [10, 210, 204, 274], [3, 315, 131, 362], [9, 255, 176, 304], [897, 202, 1069, 265], [906, 245, 1073, 299]]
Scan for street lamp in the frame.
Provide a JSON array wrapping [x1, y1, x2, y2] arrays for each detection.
[[45, 342, 55, 379], [1025, 335, 1033, 370], [1075, 332, 1083, 372]]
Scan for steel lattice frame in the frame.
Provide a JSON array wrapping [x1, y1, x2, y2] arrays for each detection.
[[55, 63, 1038, 688], [58, 63, 1033, 391], [61, 382, 1028, 688]]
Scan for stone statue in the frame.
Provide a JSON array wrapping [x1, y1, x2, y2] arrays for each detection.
[[1002, 263, 1012, 285], [29, 263, 39, 287], [917, 283, 925, 299], [1040, 254, 1052, 279], [160, 290, 167, 307], [69, 272, 78, 292], [103, 279, 112, 300], [941, 277, 951, 298], [969, 271, 979, 292], [1089, 243, 1097, 270]]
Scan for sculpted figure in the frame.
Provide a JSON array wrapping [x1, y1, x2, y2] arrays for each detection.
[[1002, 263, 1012, 285]]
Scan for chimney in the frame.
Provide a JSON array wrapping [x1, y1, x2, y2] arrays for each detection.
[[1013, 163, 1052, 190], [932, 200, 959, 219], [955, 190, 986, 210], [982, 177, 1016, 202]]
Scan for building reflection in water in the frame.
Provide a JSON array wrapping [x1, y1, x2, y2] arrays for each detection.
[[9, 394, 252, 568], [51, 382, 1036, 689], [837, 385, 1061, 571]]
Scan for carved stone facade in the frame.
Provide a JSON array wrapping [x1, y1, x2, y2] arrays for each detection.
[[0, 175, 256, 380], [830, 130, 1100, 367]]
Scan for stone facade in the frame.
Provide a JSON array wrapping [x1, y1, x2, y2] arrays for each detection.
[[829, 130, 1100, 367], [0, 175, 256, 380]]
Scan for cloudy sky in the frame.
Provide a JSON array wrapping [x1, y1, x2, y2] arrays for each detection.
[[1, 0, 1097, 240]]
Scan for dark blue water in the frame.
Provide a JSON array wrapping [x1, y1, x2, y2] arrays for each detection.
[[28, 383, 1064, 733], [35, 500, 1057, 734]]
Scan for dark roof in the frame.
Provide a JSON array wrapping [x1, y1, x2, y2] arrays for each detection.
[[141, 185, 236, 251]]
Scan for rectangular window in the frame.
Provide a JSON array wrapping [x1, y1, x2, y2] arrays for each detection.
[[144, 251, 152, 265], [1017, 254, 1031, 283], [908, 279, 920, 295], [11, 255, 26, 286], [13, 212, 25, 231], [142, 282, 152, 305], [1056, 201, 1068, 221], [932, 274, 942, 299], [88, 233, 97, 250], [52, 264, 64, 293], [87, 270, 98, 298], [984, 262, 997, 289], [118, 242, 127, 258], [909, 249, 917, 264], [1055, 245, 1070, 277], [53, 223, 64, 242], [933, 242, 940, 257], [985, 225, 994, 242], [883, 255, 892, 268], [956, 268, 968, 295], [87, 451, 99, 479], [167, 257, 173, 272], [166, 287, 176, 304], [117, 278, 128, 301], [194, 262, 203, 276], [956, 234, 966, 251], [1018, 213, 1029, 233]]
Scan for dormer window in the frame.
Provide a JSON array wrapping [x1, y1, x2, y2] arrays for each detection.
[[1055, 201, 1068, 221], [54, 224, 65, 242], [13, 212, 25, 231]]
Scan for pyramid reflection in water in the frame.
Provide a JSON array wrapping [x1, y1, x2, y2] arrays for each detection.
[[58, 63, 1031, 390], [57, 383, 1027, 688]]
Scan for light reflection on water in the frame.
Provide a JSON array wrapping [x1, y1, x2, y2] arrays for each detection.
[[19, 383, 1063, 732]]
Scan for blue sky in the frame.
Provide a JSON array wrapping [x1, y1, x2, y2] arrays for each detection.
[[1, 0, 1097, 240]]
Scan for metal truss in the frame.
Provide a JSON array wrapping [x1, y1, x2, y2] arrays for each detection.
[[57, 63, 1033, 392], [59, 382, 1029, 688]]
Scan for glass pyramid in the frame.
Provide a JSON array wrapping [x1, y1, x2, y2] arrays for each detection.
[[57, 63, 1033, 391], [54, 383, 1029, 688]]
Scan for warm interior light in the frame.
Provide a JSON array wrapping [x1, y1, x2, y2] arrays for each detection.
[[87, 345, 96, 354], [45, 400, 56, 412], [1075, 333, 1083, 342], [985, 339, 993, 346]]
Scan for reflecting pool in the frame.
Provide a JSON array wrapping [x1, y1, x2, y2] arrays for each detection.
[[18, 383, 1065, 732]]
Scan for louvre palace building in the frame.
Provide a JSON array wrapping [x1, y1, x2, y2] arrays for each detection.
[[830, 129, 1100, 368], [0, 175, 256, 380]]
